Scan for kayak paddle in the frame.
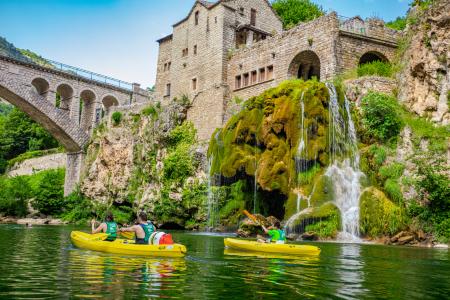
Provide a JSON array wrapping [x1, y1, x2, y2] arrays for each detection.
[[243, 210, 261, 225]]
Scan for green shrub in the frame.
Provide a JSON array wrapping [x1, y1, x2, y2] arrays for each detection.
[[417, 165, 450, 215], [370, 145, 387, 166], [111, 111, 122, 126], [167, 122, 196, 148], [142, 105, 158, 118], [361, 92, 403, 142], [384, 178, 403, 205], [357, 61, 393, 78], [379, 163, 405, 180], [32, 168, 65, 215], [0, 176, 31, 217], [163, 144, 194, 181], [272, 0, 324, 29], [386, 17, 407, 31]]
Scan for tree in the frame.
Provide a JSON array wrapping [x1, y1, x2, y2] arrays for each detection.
[[272, 0, 324, 29]]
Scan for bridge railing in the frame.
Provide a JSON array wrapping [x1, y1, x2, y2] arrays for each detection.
[[0, 52, 133, 91]]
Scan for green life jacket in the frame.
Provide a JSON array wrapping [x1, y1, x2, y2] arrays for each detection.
[[105, 222, 117, 241], [268, 229, 286, 242], [137, 223, 155, 244]]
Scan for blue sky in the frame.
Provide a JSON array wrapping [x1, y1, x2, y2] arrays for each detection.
[[0, 0, 410, 88]]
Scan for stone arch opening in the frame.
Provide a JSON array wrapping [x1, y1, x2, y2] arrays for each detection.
[[56, 83, 73, 111], [79, 89, 96, 133], [359, 51, 388, 65], [288, 50, 321, 81], [102, 95, 119, 115], [31, 77, 50, 97]]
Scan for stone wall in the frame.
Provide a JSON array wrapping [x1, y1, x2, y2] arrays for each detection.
[[227, 13, 340, 102], [7, 153, 66, 177], [154, 1, 401, 141]]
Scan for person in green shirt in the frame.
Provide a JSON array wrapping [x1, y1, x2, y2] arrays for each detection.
[[257, 221, 286, 244], [91, 211, 118, 242], [119, 212, 155, 245]]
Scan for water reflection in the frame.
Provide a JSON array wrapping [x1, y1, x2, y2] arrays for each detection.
[[336, 244, 368, 299], [68, 250, 186, 298]]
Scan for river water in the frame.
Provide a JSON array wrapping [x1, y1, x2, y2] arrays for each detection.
[[0, 225, 448, 299]]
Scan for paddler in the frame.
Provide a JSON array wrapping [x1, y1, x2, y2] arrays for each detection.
[[91, 211, 118, 241], [257, 221, 286, 244], [119, 212, 155, 245]]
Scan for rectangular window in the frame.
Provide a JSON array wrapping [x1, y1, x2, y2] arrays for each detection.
[[251, 70, 257, 84], [239, 7, 244, 15], [168, 62, 171, 70], [195, 11, 199, 25], [235, 75, 242, 89], [192, 78, 197, 90], [182, 48, 189, 57], [243, 73, 249, 87], [259, 67, 266, 81], [206, 17, 210, 32], [267, 65, 274, 80], [250, 9, 257, 26], [194, 45, 197, 55], [163, 63, 167, 71], [165, 83, 171, 96], [215, 16, 217, 24]]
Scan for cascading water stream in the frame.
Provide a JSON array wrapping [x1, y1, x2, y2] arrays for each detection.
[[206, 156, 219, 230], [325, 83, 363, 241], [295, 92, 309, 213]]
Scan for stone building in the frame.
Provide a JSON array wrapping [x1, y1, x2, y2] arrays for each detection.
[[155, 0, 400, 141]]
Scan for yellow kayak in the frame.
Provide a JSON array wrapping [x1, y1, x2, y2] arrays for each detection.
[[71, 231, 187, 258], [224, 238, 320, 256]]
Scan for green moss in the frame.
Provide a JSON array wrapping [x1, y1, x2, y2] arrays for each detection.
[[384, 179, 403, 205], [209, 80, 331, 198], [290, 202, 341, 238], [359, 187, 408, 237]]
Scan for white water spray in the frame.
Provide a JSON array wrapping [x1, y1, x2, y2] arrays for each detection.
[[326, 83, 363, 241]]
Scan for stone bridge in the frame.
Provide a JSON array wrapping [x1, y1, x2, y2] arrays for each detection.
[[0, 54, 151, 194]]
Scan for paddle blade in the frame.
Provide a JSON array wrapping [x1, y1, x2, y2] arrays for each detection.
[[243, 210, 259, 224]]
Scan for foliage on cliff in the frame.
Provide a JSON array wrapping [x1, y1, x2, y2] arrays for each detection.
[[272, 0, 324, 29], [79, 101, 208, 228], [358, 91, 450, 242]]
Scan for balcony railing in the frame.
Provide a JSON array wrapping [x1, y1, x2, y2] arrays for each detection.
[[0, 52, 133, 91]]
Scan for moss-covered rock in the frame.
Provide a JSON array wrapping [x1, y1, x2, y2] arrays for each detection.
[[287, 202, 341, 239], [359, 187, 408, 237], [209, 80, 331, 217]]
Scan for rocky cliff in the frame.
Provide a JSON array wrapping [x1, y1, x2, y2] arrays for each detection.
[[397, 0, 450, 124], [80, 101, 209, 229]]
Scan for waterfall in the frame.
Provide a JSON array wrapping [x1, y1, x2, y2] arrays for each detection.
[[206, 155, 219, 230], [295, 92, 308, 213], [325, 83, 363, 241]]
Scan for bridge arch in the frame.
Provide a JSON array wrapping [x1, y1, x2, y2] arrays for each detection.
[[31, 77, 50, 97], [79, 89, 97, 133], [56, 83, 74, 111], [359, 51, 389, 65], [102, 94, 119, 113]]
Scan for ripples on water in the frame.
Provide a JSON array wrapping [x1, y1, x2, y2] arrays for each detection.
[[0, 225, 449, 299]]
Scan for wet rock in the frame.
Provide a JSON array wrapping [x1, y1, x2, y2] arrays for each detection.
[[300, 232, 319, 241], [397, 235, 414, 245], [286, 233, 298, 241], [416, 230, 426, 241], [391, 231, 408, 243]]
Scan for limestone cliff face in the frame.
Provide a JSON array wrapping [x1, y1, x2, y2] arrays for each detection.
[[80, 101, 208, 228], [398, 0, 450, 124]]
